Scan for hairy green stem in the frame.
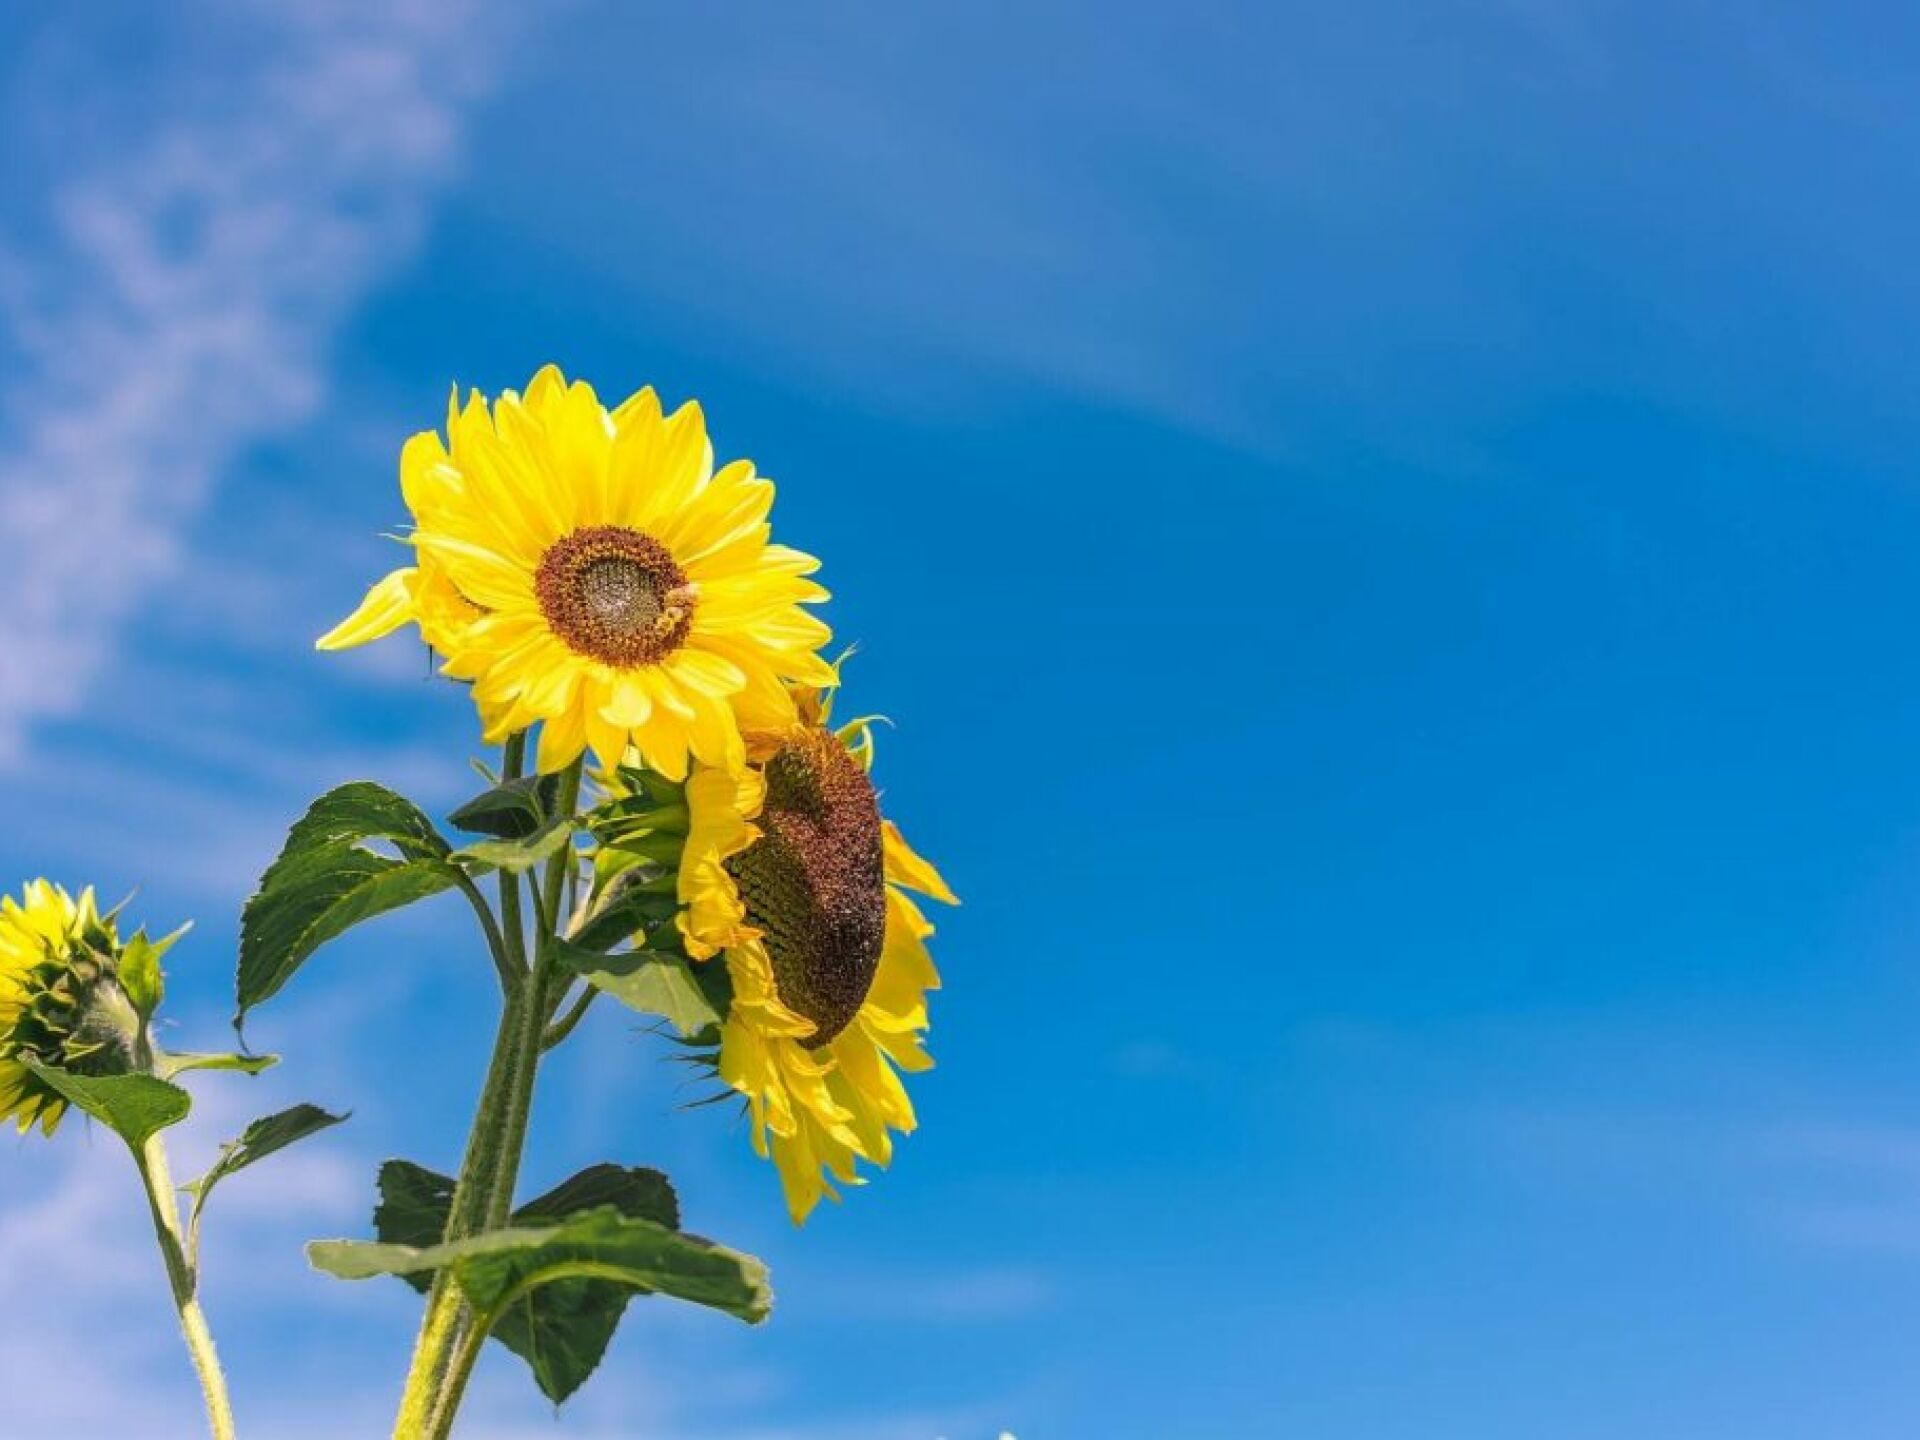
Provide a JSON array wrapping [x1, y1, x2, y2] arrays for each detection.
[[498, 733, 529, 971], [393, 748, 586, 1439], [542, 985, 598, 1051], [393, 735, 538, 1437], [390, 983, 528, 1437], [490, 758, 583, 1216], [137, 1135, 236, 1440], [453, 872, 518, 992]]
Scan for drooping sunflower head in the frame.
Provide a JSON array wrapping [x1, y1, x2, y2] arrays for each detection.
[[671, 686, 957, 1223], [320, 366, 836, 779], [0, 881, 145, 1136]]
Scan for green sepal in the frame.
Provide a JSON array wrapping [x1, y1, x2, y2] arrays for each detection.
[[570, 868, 679, 954], [237, 783, 462, 1026], [552, 940, 728, 1038], [186, 1103, 349, 1214], [22, 1061, 189, 1149], [118, 922, 188, 1021], [156, 1050, 279, 1080], [369, 1159, 684, 1402], [448, 775, 560, 839], [453, 816, 576, 875], [586, 768, 688, 852]]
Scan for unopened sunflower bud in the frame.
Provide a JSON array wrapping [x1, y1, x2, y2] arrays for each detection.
[[0, 882, 154, 1135]]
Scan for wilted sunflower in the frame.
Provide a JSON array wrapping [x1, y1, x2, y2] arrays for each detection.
[[0, 881, 139, 1135], [320, 365, 835, 777], [676, 682, 957, 1223]]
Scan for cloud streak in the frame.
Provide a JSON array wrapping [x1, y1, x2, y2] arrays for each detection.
[[0, 0, 498, 762]]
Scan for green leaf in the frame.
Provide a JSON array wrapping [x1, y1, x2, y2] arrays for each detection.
[[237, 783, 462, 1024], [570, 869, 679, 953], [186, 1104, 348, 1211], [367, 1160, 694, 1403], [156, 1050, 279, 1080], [310, 1206, 770, 1327], [23, 1062, 189, 1149], [373, 1160, 457, 1270], [552, 941, 726, 1038], [516, 1164, 680, 1229], [453, 816, 576, 875], [449, 775, 560, 839], [276, 781, 454, 861]]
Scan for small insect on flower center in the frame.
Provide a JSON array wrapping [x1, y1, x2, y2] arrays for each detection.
[[535, 525, 695, 667], [727, 728, 887, 1047]]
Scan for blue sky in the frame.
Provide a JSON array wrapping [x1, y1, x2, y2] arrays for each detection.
[[6, 1, 1920, 1436]]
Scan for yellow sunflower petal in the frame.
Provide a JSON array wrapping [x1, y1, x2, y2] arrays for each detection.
[[881, 820, 958, 904], [316, 567, 418, 651], [328, 370, 831, 787]]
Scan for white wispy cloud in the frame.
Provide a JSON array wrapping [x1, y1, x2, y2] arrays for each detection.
[[0, 0, 500, 763], [0, 1075, 374, 1436]]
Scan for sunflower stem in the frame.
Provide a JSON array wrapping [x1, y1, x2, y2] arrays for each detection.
[[483, 758, 584, 1227], [420, 1311, 493, 1440], [453, 871, 518, 992], [498, 733, 530, 970], [541, 984, 598, 1051], [391, 734, 539, 1439], [395, 752, 585, 1440], [136, 1134, 236, 1440], [391, 981, 528, 1438]]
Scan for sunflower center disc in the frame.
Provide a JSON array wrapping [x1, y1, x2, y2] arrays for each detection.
[[536, 525, 693, 667], [727, 728, 887, 1046], [579, 556, 661, 632]]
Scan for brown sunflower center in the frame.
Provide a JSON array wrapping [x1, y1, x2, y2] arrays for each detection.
[[535, 525, 694, 666], [726, 727, 887, 1047]]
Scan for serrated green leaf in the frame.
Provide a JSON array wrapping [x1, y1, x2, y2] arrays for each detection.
[[156, 1050, 279, 1079], [187, 1104, 347, 1200], [449, 775, 560, 839], [552, 941, 725, 1037], [367, 1160, 696, 1402], [310, 1205, 769, 1328], [516, 1164, 680, 1229], [237, 783, 461, 1024], [454, 816, 576, 874], [276, 782, 453, 862], [374, 1160, 458, 1272], [186, 1103, 347, 1234], [23, 1062, 189, 1148]]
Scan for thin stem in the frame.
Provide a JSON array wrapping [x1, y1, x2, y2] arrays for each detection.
[[137, 1136, 236, 1440], [498, 732, 530, 971], [542, 984, 598, 1051], [454, 872, 518, 992], [527, 869, 556, 944]]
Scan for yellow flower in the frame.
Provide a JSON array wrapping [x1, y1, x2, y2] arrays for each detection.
[[320, 366, 835, 777], [0, 881, 124, 1135], [678, 684, 957, 1223]]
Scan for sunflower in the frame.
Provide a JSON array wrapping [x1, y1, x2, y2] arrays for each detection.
[[0, 881, 134, 1136], [320, 366, 836, 777], [675, 682, 957, 1223]]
